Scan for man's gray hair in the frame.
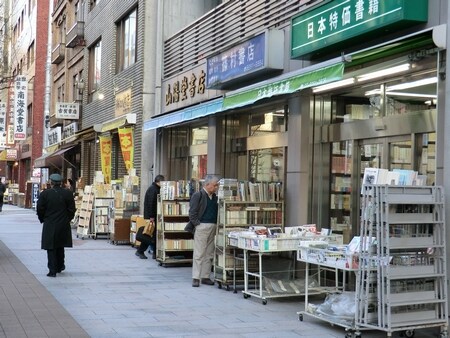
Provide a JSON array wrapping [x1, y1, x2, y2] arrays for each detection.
[[204, 174, 220, 184]]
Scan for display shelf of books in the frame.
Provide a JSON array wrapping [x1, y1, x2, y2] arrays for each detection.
[[76, 185, 95, 239], [6, 183, 19, 204], [129, 214, 143, 247], [156, 190, 192, 266], [419, 132, 436, 186], [119, 174, 140, 219], [214, 196, 284, 292], [92, 196, 114, 240], [330, 141, 352, 233]]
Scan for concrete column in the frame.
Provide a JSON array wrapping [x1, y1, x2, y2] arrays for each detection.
[[285, 93, 310, 226]]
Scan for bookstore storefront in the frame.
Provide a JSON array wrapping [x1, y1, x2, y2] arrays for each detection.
[[309, 34, 441, 240]]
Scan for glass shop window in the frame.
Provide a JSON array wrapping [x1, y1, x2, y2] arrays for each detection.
[[249, 147, 284, 182], [325, 55, 437, 123], [249, 108, 286, 136], [191, 126, 208, 145]]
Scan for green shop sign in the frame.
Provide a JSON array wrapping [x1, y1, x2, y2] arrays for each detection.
[[291, 0, 428, 59], [222, 63, 344, 111]]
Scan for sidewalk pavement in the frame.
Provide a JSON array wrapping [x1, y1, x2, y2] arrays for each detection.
[[0, 204, 443, 338]]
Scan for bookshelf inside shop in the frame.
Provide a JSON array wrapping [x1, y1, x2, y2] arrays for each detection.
[[156, 181, 193, 266], [419, 132, 436, 186], [330, 141, 352, 233]]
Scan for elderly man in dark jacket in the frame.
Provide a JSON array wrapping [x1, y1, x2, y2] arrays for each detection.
[[189, 174, 220, 287], [135, 174, 164, 259], [37, 173, 76, 277]]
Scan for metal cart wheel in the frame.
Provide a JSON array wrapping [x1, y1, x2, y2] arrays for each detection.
[[403, 330, 414, 338], [262, 299, 267, 305], [243, 293, 250, 299], [298, 314, 303, 321], [217, 282, 222, 289]]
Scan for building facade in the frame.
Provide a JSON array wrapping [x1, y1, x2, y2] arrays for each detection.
[[0, 0, 47, 204], [144, 0, 449, 245]]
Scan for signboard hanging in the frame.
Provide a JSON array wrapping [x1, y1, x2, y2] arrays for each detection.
[[118, 127, 134, 172], [14, 76, 27, 141], [55, 102, 80, 119], [99, 136, 112, 184], [291, 0, 429, 58]]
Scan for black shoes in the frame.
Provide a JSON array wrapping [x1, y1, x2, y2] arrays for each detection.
[[192, 278, 214, 287], [47, 272, 56, 277], [57, 265, 65, 273], [135, 251, 147, 259], [201, 278, 214, 285]]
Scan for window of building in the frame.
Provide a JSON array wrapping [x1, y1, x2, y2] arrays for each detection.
[[76, 0, 85, 21], [249, 108, 286, 136], [27, 104, 32, 136], [89, 0, 101, 12], [27, 41, 34, 69], [73, 71, 83, 101], [88, 40, 102, 102], [117, 8, 137, 71]]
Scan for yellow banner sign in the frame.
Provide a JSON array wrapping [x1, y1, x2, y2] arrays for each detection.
[[118, 127, 134, 172], [99, 136, 112, 183]]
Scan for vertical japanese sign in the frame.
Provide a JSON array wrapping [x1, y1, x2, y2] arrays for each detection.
[[99, 135, 112, 184], [14, 76, 27, 141], [7, 82, 15, 145], [0, 102, 6, 147], [118, 127, 134, 172]]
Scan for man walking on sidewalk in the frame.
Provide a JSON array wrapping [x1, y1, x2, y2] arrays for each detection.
[[37, 173, 76, 277]]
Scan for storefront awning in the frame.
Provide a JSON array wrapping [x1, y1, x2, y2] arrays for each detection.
[[34, 145, 76, 168], [222, 61, 344, 111], [94, 113, 136, 133], [144, 98, 223, 131]]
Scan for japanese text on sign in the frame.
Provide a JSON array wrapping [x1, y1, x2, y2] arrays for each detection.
[[207, 33, 265, 88], [14, 76, 27, 141], [291, 0, 427, 58], [165, 70, 206, 107], [56, 102, 80, 120]]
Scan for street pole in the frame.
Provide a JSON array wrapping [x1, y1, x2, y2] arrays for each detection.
[[43, 0, 53, 150]]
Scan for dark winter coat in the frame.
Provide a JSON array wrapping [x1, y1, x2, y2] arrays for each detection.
[[143, 182, 160, 219], [36, 186, 76, 250], [189, 189, 217, 226]]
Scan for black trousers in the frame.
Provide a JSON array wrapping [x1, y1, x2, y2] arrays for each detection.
[[0, 195, 3, 211], [136, 227, 156, 254], [47, 248, 65, 273]]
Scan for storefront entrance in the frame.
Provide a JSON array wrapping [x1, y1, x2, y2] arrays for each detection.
[[321, 131, 435, 241]]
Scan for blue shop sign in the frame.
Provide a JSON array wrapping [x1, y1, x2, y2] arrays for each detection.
[[207, 30, 284, 89]]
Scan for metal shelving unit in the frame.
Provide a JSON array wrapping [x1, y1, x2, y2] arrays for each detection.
[[357, 185, 448, 338], [297, 185, 448, 338], [214, 200, 284, 291]]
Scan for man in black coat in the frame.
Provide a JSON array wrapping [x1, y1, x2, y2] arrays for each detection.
[[135, 174, 164, 259], [0, 178, 6, 212], [37, 173, 76, 277]]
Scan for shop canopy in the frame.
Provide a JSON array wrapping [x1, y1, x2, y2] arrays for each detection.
[[222, 61, 344, 110], [144, 98, 223, 131], [34, 145, 76, 168]]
